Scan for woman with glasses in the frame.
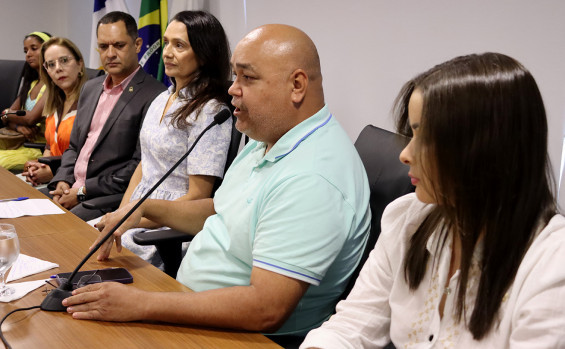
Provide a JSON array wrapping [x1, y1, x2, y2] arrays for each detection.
[[21, 37, 87, 186], [94, 11, 232, 267], [301, 53, 565, 348], [0, 31, 51, 171]]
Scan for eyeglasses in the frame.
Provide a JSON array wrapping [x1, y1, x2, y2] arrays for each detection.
[[43, 56, 75, 71]]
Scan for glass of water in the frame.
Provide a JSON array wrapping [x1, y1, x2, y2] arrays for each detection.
[[0, 224, 20, 296]]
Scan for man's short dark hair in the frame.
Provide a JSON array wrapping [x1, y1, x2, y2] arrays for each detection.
[[97, 11, 138, 41]]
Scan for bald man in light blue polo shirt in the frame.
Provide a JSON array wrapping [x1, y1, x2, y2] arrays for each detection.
[[67, 24, 371, 339], [178, 104, 370, 335]]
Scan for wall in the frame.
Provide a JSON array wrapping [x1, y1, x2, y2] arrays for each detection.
[[0, 0, 68, 59], [211, 0, 565, 208], [1, 0, 564, 207], [0, 0, 138, 66]]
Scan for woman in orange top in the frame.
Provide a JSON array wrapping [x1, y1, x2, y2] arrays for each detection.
[[23, 37, 87, 186], [44, 100, 77, 156]]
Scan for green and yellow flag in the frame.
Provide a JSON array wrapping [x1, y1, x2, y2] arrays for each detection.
[[138, 0, 168, 83]]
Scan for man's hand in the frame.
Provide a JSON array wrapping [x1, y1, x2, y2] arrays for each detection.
[[57, 187, 80, 209], [93, 200, 144, 260], [50, 182, 79, 209], [63, 282, 148, 322], [50, 181, 70, 203], [62, 267, 309, 332]]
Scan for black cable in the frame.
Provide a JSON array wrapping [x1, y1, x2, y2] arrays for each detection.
[[0, 305, 40, 349]]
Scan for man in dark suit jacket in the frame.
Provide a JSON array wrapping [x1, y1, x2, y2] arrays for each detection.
[[45, 11, 165, 221]]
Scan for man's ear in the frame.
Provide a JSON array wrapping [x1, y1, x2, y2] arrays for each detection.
[[290, 69, 308, 104], [134, 37, 143, 54]]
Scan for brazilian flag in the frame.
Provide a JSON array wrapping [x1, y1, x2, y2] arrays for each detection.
[[138, 0, 168, 84]]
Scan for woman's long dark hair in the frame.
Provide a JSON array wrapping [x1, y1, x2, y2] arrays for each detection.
[[394, 52, 556, 339], [167, 11, 231, 129], [19, 32, 51, 108]]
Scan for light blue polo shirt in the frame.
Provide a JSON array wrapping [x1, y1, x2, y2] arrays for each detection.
[[177, 105, 371, 335]]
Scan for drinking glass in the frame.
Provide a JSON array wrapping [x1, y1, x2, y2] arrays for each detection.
[[0, 223, 20, 297]]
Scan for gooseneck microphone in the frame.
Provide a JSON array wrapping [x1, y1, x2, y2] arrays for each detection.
[[40, 109, 233, 311]]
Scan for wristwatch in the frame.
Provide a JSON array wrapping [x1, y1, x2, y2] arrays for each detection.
[[77, 186, 87, 202]]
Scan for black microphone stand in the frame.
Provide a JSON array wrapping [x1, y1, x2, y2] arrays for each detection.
[[40, 109, 232, 311]]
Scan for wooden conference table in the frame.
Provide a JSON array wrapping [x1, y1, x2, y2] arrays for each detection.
[[0, 167, 280, 348]]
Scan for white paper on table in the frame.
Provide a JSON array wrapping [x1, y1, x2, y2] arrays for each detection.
[[0, 198, 65, 218], [0, 279, 47, 302], [6, 254, 59, 282]]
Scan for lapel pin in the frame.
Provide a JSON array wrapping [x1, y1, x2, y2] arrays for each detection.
[[128, 86, 134, 92]]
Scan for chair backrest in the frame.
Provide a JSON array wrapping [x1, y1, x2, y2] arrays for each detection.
[[341, 125, 415, 299], [85, 68, 105, 80], [0, 59, 25, 114]]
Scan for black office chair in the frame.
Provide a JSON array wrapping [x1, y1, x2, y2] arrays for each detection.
[[340, 125, 414, 299], [131, 115, 243, 278], [0, 59, 25, 117], [269, 125, 413, 349]]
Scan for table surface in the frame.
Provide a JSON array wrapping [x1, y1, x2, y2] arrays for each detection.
[[0, 167, 280, 348]]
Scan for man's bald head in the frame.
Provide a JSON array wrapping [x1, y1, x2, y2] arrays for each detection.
[[240, 24, 322, 85], [229, 24, 325, 151]]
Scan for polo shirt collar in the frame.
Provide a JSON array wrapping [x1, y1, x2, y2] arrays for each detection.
[[261, 105, 332, 163]]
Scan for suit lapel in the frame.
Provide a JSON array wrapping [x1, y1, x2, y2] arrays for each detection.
[[78, 82, 104, 148], [92, 69, 146, 150]]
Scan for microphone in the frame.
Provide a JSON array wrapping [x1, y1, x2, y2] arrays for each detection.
[[5, 110, 27, 116], [1, 110, 26, 123], [40, 108, 233, 311]]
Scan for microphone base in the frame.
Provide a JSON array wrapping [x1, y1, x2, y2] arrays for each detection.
[[40, 287, 72, 312]]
